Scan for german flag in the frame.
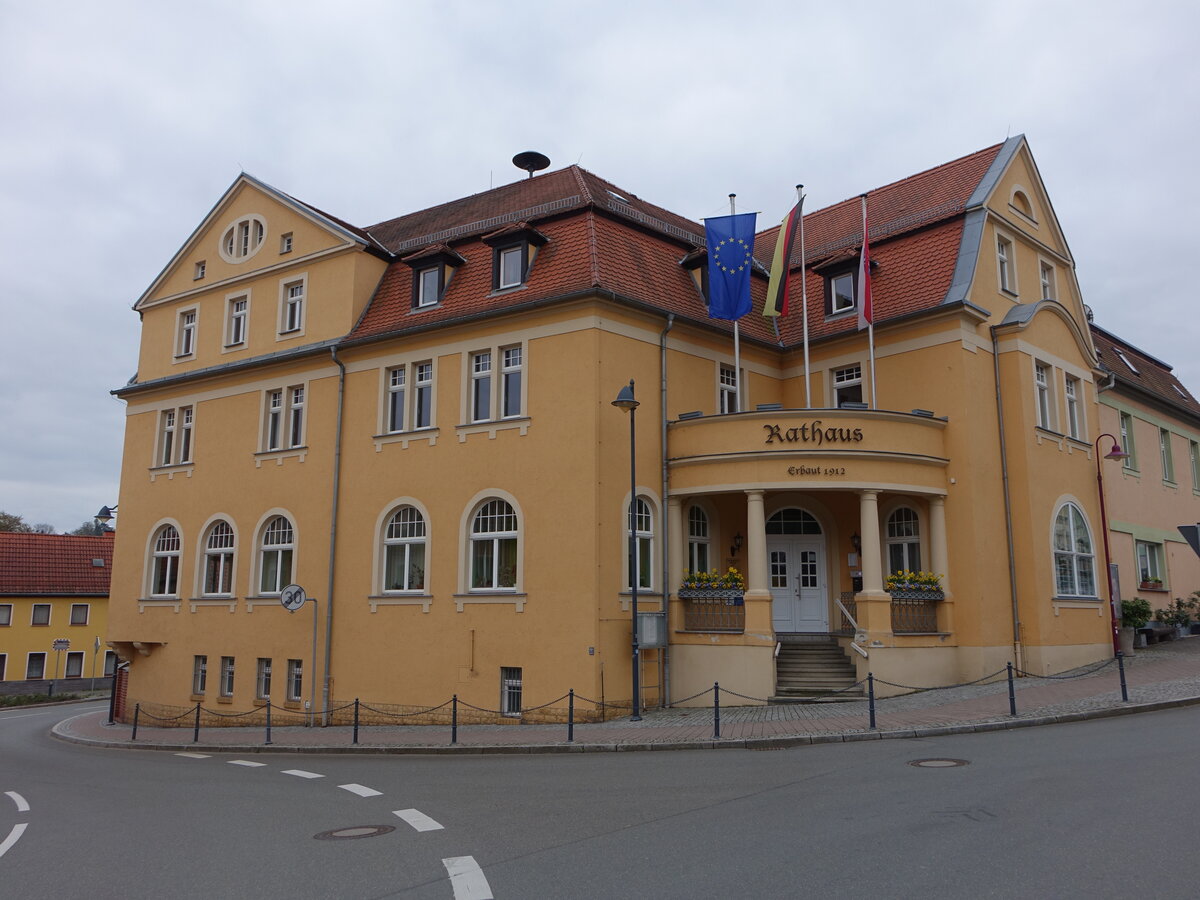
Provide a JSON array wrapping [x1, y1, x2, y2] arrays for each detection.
[[763, 197, 802, 317]]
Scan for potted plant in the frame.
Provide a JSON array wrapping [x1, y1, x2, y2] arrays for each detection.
[[1154, 597, 1197, 639], [884, 570, 944, 600], [1139, 576, 1164, 591], [1120, 597, 1152, 654], [678, 567, 745, 603]]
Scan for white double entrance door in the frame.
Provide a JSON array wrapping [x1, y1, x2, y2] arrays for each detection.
[[768, 536, 828, 632]]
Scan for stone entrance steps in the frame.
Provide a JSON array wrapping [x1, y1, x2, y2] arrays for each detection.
[[772, 635, 862, 702]]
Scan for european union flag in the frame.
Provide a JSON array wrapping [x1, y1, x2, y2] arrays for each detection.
[[705, 212, 757, 320]]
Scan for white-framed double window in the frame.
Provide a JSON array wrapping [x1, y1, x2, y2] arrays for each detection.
[[467, 346, 524, 423], [157, 405, 194, 466], [70, 603, 89, 625], [65, 651, 84, 678], [383, 506, 427, 593], [1119, 412, 1137, 470], [997, 234, 1015, 293], [1160, 428, 1175, 483], [1064, 375, 1082, 439], [719, 364, 739, 414], [150, 525, 181, 597], [1034, 362, 1052, 430], [886, 507, 922, 574], [687, 505, 710, 573], [203, 520, 236, 596], [470, 499, 519, 591], [1190, 440, 1200, 490], [627, 497, 654, 591], [263, 386, 305, 451], [833, 364, 863, 408], [258, 516, 294, 595], [225, 293, 249, 347], [279, 277, 306, 335], [31, 603, 50, 626], [26, 653, 46, 680], [1052, 502, 1096, 598], [1135, 541, 1163, 585], [384, 361, 435, 432], [1039, 260, 1056, 300], [176, 308, 197, 358], [220, 215, 266, 263], [192, 655, 207, 695], [0, 604, 11, 626]]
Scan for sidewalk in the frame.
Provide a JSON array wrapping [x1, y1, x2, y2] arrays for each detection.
[[52, 638, 1200, 755]]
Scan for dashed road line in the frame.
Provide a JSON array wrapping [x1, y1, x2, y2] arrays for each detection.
[[228, 760, 267, 767], [281, 769, 324, 779], [393, 808, 444, 832], [175, 752, 211, 759], [4, 792, 29, 813], [0, 824, 28, 860], [443, 856, 492, 900], [338, 783, 382, 797]]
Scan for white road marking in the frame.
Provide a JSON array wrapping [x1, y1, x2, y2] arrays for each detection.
[[228, 759, 267, 767], [443, 856, 493, 900], [0, 824, 28, 860], [393, 808, 444, 832], [175, 752, 211, 759], [281, 769, 323, 779], [338, 783, 382, 797], [4, 792, 30, 813]]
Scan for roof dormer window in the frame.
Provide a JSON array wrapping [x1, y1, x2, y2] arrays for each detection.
[[219, 215, 266, 264], [401, 244, 466, 310], [498, 246, 524, 289], [482, 222, 548, 293]]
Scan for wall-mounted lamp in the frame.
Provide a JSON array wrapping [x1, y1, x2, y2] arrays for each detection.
[[95, 505, 119, 532], [850, 532, 862, 552], [730, 532, 744, 557]]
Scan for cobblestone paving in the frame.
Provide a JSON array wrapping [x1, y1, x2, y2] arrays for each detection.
[[53, 639, 1200, 752]]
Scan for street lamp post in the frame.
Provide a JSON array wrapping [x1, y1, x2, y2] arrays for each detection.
[[1094, 434, 1129, 656], [612, 379, 642, 721]]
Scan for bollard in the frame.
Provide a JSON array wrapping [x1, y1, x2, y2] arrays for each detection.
[[713, 682, 721, 740], [1007, 662, 1017, 717], [48, 681, 54, 699], [868, 673, 876, 730], [451, 694, 458, 745], [107, 664, 119, 725], [193, 703, 201, 743], [1117, 651, 1129, 702], [353, 698, 360, 745], [265, 701, 273, 746], [567, 689, 575, 743], [131, 703, 141, 741]]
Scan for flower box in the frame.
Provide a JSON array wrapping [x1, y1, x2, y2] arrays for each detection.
[[677, 588, 745, 604], [887, 589, 945, 601], [1138, 582, 1166, 591]]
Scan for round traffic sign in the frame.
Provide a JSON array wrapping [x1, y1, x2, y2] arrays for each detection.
[[281, 584, 307, 612]]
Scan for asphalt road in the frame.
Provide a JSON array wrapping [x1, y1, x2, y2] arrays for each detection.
[[2, 700, 1195, 898]]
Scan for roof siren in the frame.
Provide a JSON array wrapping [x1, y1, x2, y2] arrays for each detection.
[[512, 151, 551, 179]]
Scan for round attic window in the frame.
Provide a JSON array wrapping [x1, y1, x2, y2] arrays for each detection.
[[219, 214, 267, 263]]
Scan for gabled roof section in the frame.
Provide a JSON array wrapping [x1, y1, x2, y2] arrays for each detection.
[[135, 172, 381, 310], [0, 532, 113, 596], [1090, 323, 1200, 420]]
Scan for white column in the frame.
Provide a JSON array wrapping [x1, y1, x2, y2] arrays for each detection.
[[859, 489, 885, 595], [929, 495, 949, 594], [745, 490, 768, 595]]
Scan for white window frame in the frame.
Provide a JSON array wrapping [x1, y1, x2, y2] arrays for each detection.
[[176, 307, 198, 359], [156, 405, 194, 467], [831, 271, 855, 315], [1160, 428, 1175, 483], [885, 507, 922, 575], [465, 345, 525, 424], [159, 409, 176, 466], [26, 652, 46, 680], [194, 260, 206, 280], [385, 366, 407, 433], [65, 651, 84, 679], [31, 603, 50, 626], [225, 292, 249, 348], [469, 499, 519, 592], [192, 655, 207, 695], [687, 505, 711, 574], [498, 246, 524, 289], [500, 666, 523, 717], [471, 350, 492, 423], [627, 496, 655, 591], [414, 362, 434, 429], [150, 525, 181, 598], [1039, 260, 1056, 301], [382, 506, 427, 593], [258, 516, 295, 596], [256, 657, 272, 700], [1064, 375, 1082, 440], [417, 266, 441, 307], [280, 232, 293, 254], [1052, 502, 1097, 598], [70, 603, 89, 626], [219, 214, 266, 264], [833, 364, 864, 408], [263, 386, 305, 451], [1034, 362, 1053, 430], [286, 659, 303, 701], [278, 275, 307, 336], [1119, 411, 1137, 470], [719, 364, 739, 414], [219, 656, 235, 697], [0, 654, 5, 680], [1190, 440, 1199, 491], [0, 604, 10, 626], [203, 520, 236, 597], [997, 234, 1015, 294], [1114, 348, 1140, 374], [1135, 540, 1163, 585]]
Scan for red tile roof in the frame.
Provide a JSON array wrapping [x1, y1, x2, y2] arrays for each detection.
[[0, 532, 113, 596], [1090, 324, 1200, 420]]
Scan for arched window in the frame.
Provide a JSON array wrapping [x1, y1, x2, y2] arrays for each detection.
[[470, 499, 517, 590], [259, 516, 294, 595], [628, 497, 654, 589], [150, 525, 181, 597], [384, 506, 426, 592], [886, 507, 921, 574], [766, 509, 822, 534], [1053, 503, 1096, 597], [203, 520, 235, 596], [687, 505, 710, 573]]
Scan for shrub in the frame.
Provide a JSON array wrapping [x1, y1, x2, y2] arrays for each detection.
[[1121, 598, 1152, 630]]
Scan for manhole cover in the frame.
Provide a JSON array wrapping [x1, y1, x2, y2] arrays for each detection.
[[314, 825, 396, 841], [909, 758, 969, 768]]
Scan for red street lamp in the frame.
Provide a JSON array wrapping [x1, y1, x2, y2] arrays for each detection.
[[1094, 433, 1129, 656]]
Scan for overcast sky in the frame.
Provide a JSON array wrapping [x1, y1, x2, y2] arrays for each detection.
[[1, 0, 1197, 532]]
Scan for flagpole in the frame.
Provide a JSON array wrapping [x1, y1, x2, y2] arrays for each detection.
[[729, 193, 742, 412], [861, 193, 877, 410], [797, 185, 810, 409]]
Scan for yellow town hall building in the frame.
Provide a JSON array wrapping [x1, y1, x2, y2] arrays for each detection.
[[106, 136, 1139, 715]]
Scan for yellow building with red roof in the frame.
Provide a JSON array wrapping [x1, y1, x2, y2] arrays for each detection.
[[104, 136, 1195, 717]]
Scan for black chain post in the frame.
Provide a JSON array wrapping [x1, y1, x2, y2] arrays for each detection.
[[265, 701, 272, 746], [47, 681, 54, 699], [567, 689, 574, 743], [1007, 662, 1017, 716], [1117, 651, 1129, 702], [868, 673, 876, 729], [353, 698, 360, 745], [131, 703, 140, 741], [451, 694, 458, 745], [713, 682, 720, 740], [107, 664, 118, 725], [193, 703, 201, 743]]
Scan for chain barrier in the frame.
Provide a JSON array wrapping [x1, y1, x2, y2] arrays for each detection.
[[872, 667, 1009, 692], [665, 686, 716, 706], [519, 692, 570, 712], [136, 707, 198, 723], [1014, 656, 1116, 680], [357, 699, 452, 718]]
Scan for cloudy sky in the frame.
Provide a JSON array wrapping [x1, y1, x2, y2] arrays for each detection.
[[1, 0, 1197, 532]]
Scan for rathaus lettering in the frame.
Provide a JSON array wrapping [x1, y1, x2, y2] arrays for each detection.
[[763, 421, 864, 446]]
